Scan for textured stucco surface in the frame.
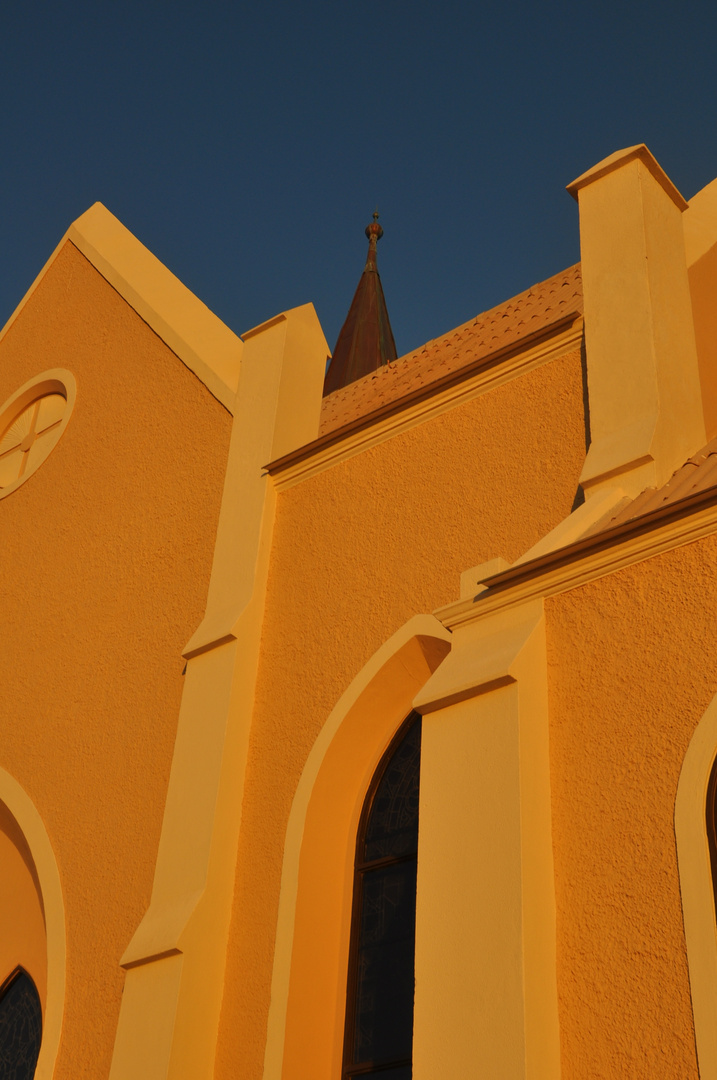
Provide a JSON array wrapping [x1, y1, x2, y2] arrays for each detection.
[[215, 346, 587, 1077], [546, 535, 717, 1078], [0, 242, 231, 1078]]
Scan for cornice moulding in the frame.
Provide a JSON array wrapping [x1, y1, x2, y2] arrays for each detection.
[[267, 314, 583, 490], [437, 485, 717, 631]]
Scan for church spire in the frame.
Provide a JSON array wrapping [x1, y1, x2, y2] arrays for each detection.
[[323, 212, 398, 396]]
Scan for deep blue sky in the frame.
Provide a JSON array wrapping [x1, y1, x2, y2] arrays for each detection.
[[2, 2, 717, 357]]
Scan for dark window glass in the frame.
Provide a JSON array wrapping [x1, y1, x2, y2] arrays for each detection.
[[707, 757, 717, 904], [344, 713, 421, 1079], [0, 969, 42, 1080], [363, 719, 421, 864]]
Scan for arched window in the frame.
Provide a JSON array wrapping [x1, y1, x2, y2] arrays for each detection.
[[675, 695, 717, 1080], [342, 712, 421, 1080], [706, 756, 717, 904], [0, 967, 42, 1079]]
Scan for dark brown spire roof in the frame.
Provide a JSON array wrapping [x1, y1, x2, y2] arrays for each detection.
[[323, 212, 397, 396]]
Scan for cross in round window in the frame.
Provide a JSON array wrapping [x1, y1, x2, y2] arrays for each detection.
[[0, 391, 68, 490]]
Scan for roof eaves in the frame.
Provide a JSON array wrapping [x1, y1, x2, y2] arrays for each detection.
[[266, 309, 580, 474], [320, 263, 584, 434], [478, 480, 717, 598]]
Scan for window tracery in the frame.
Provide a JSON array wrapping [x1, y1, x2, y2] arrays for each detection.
[[343, 713, 421, 1080], [0, 968, 42, 1080]]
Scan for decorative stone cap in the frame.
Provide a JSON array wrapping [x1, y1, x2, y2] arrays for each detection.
[[567, 144, 688, 212]]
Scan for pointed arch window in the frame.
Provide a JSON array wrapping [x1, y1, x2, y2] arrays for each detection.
[[343, 712, 421, 1080], [706, 756, 717, 906], [0, 968, 42, 1079]]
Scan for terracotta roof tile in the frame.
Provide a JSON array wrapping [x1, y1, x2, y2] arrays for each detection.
[[584, 436, 717, 536], [319, 264, 583, 435]]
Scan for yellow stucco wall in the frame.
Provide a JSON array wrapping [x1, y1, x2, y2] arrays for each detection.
[[214, 345, 587, 1078], [0, 241, 232, 1078], [546, 534, 717, 1078]]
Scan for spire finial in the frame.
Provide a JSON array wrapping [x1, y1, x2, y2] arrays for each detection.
[[364, 209, 383, 271], [322, 209, 398, 395]]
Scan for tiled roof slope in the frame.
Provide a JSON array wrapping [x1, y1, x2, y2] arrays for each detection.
[[585, 437, 717, 537], [320, 263, 583, 435]]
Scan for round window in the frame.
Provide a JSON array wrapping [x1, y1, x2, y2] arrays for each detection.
[[0, 371, 76, 499]]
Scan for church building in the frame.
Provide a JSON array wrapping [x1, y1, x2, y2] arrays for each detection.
[[2, 143, 717, 1079]]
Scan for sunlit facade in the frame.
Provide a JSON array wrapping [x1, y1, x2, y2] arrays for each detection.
[[2, 144, 717, 1078]]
